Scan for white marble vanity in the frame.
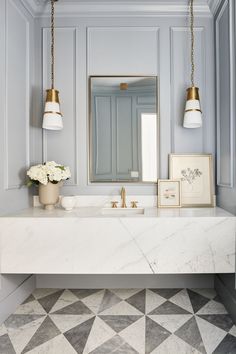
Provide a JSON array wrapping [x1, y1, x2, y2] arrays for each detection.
[[0, 206, 235, 275]]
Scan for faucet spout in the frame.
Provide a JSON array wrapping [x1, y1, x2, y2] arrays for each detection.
[[121, 187, 127, 208]]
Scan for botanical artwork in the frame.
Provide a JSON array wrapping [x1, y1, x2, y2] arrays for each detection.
[[163, 187, 176, 200], [169, 154, 213, 207], [181, 168, 202, 185]]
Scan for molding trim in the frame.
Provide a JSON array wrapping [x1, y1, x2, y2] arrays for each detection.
[[21, 0, 212, 18], [0, 275, 36, 324], [208, 0, 223, 15]]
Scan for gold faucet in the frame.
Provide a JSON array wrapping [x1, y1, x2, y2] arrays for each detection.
[[121, 187, 127, 208]]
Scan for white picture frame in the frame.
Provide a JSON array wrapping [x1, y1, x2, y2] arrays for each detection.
[[158, 179, 182, 208], [169, 154, 214, 207]]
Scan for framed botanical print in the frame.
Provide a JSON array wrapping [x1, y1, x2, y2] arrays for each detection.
[[158, 179, 182, 208], [169, 154, 214, 207]]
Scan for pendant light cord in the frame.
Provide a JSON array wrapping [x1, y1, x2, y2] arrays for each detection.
[[190, 0, 195, 87], [51, 0, 55, 89]]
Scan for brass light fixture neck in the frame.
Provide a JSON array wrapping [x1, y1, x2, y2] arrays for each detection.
[[186, 86, 200, 100], [45, 88, 60, 103]]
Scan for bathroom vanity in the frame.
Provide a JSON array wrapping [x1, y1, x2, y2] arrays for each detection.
[[0, 206, 235, 275]]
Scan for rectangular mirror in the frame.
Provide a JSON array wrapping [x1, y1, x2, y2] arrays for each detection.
[[89, 76, 158, 183]]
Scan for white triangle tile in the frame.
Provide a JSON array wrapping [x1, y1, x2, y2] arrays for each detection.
[[119, 316, 145, 354], [14, 301, 47, 315], [148, 315, 193, 333], [8, 316, 46, 354], [229, 325, 236, 337], [146, 289, 166, 314], [50, 290, 79, 313], [0, 324, 7, 336], [191, 289, 217, 300], [196, 316, 227, 354], [81, 290, 105, 314], [49, 314, 94, 333], [197, 300, 228, 315], [32, 289, 60, 300], [25, 334, 77, 354], [169, 289, 193, 313], [83, 316, 116, 354], [150, 334, 202, 354], [99, 300, 143, 315], [111, 289, 142, 300]]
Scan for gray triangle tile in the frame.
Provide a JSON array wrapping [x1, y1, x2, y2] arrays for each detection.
[[187, 289, 210, 314], [99, 315, 142, 333], [148, 301, 191, 315], [0, 334, 16, 354], [89, 334, 126, 354], [70, 289, 101, 299], [113, 342, 138, 354], [197, 314, 234, 332], [22, 316, 60, 353], [4, 314, 45, 329], [174, 316, 206, 354], [99, 290, 122, 313], [22, 295, 35, 305], [145, 316, 171, 353], [149, 288, 181, 299], [52, 300, 93, 315], [64, 316, 95, 354], [38, 290, 64, 313], [212, 333, 236, 354], [126, 289, 146, 314]]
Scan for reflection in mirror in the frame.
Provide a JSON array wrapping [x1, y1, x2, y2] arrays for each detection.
[[89, 76, 158, 183]]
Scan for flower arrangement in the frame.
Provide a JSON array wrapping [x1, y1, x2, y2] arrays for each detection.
[[27, 161, 71, 187]]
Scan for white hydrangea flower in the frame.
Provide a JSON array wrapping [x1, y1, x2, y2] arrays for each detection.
[[27, 161, 71, 186]]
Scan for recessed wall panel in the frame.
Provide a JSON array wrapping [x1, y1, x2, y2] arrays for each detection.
[[88, 27, 159, 75], [43, 28, 77, 185], [170, 27, 205, 153], [216, 0, 233, 187], [6, 0, 29, 189]]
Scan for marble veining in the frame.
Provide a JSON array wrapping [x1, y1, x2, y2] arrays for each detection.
[[0, 207, 235, 274], [1, 288, 236, 354]]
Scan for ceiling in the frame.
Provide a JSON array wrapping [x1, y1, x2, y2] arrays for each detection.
[[22, 0, 222, 17]]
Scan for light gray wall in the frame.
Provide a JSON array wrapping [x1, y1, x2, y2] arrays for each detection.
[[0, 0, 34, 322], [215, 0, 236, 214], [32, 14, 215, 196]]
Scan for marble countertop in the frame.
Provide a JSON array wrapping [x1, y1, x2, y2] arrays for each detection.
[[1, 206, 234, 218]]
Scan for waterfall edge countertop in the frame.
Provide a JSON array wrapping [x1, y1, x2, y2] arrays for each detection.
[[0, 207, 235, 274]]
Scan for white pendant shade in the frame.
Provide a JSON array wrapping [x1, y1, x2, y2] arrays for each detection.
[[42, 89, 63, 130], [183, 87, 202, 129]]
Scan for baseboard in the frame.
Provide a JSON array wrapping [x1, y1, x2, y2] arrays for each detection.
[[0, 275, 36, 324], [36, 274, 214, 289], [215, 275, 236, 324]]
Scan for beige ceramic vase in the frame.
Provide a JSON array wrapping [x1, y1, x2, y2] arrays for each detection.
[[39, 182, 60, 210]]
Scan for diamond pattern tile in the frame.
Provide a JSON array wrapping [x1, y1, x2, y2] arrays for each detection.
[[0, 288, 235, 354]]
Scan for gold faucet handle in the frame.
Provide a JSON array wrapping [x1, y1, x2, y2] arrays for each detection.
[[131, 201, 138, 208], [111, 201, 118, 208]]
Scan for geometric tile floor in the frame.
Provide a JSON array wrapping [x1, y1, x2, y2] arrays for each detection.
[[0, 288, 236, 354]]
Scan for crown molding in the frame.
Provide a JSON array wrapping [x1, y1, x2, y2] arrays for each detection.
[[21, 0, 212, 18], [207, 0, 223, 15]]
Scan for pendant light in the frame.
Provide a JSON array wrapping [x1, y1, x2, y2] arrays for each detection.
[[42, 0, 63, 130], [183, 0, 202, 128]]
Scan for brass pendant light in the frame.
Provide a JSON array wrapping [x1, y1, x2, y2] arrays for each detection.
[[183, 0, 202, 128], [42, 0, 63, 130]]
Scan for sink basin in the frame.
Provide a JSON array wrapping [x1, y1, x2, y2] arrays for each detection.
[[102, 207, 145, 216]]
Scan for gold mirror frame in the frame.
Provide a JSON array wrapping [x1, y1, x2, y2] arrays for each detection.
[[88, 75, 160, 185]]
